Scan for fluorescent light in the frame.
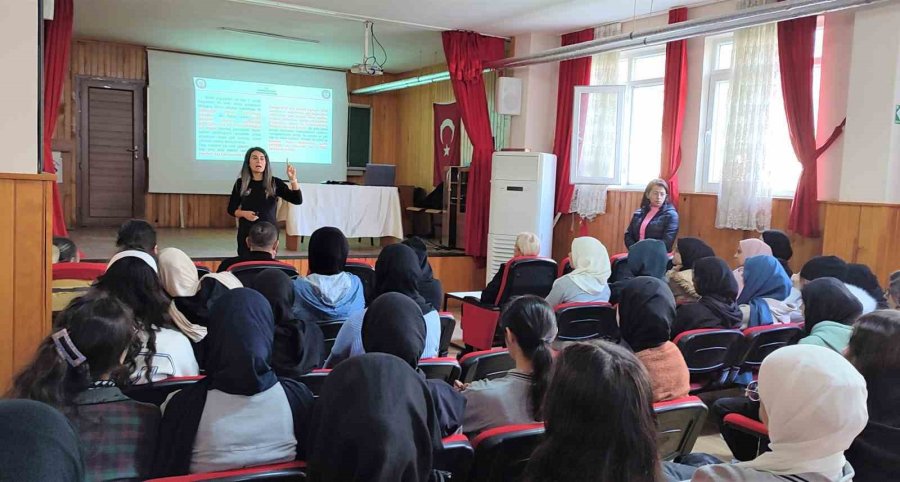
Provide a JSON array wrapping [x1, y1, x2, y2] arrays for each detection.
[[219, 27, 319, 44], [351, 69, 491, 95]]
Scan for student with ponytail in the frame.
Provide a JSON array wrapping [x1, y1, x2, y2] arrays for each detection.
[[6, 293, 161, 481], [460, 295, 557, 435]]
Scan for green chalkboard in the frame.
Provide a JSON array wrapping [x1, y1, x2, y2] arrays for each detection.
[[347, 106, 371, 168]]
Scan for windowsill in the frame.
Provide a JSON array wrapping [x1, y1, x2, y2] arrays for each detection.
[[690, 190, 796, 200]]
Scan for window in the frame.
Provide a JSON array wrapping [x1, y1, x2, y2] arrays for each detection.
[[571, 46, 666, 186], [697, 27, 824, 195]]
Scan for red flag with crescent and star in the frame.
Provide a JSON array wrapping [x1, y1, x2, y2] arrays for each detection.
[[433, 102, 461, 186]]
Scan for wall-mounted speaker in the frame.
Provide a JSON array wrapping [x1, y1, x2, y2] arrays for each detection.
[[495, 76, 522, 116]]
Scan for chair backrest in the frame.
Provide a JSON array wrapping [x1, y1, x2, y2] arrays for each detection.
[[554, 302, 620, 342], [494, 257, 557, 306], [469, 423, 545, 482], [144, 460, 307, 481], [227, 261, 299, 285], [459, 348, 515, 383], [557, 257, 573, 278], [654, 396, 709, 461], [122, 376, 206, 406], [52, 262, 106, 281], [435, 434, 474, 481], [298, 369, 330, 397], [438, 312, 456, 358], [673, 329, 744, 375], [344, 262, 376, 306], [608, 253, 630, 283], [316, 320, 345, 355], [738, 324, 804, 372], [419, 357, 461, 384]]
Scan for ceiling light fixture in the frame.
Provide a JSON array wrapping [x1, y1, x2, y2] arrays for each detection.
[[218, 26, 319, 44]]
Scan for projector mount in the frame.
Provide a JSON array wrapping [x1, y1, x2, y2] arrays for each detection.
[[350, 21, 385, 76]]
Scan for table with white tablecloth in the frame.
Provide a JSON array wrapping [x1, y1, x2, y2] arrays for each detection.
[[276, 183, 404, 247]]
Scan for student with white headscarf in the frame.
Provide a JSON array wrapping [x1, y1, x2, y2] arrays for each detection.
[[545, 237, 611, 306], [693, 345, 868, 482], [733, 238, 773, 294]]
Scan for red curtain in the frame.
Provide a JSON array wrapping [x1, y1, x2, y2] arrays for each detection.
[[43, 0, 74, 237], [660, 7, 688, 208], [551, 28, 594, 215], [442, 31, 505, 259], [778, 16, 844, 237]]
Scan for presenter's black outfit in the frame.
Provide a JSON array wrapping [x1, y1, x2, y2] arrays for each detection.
[[227, 177, 302, 256]]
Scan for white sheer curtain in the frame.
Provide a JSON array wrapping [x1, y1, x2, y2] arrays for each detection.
[[569, 23, 621, 219], [715, 0, 777, 231]]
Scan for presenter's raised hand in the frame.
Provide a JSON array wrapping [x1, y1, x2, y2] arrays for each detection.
[[286, 163, 297, 182]]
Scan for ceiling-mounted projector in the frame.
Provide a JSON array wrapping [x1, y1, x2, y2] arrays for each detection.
[[350, 63, 383, 76], [350, 20, 385, 76]]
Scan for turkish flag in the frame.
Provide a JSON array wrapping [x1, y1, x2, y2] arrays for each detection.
[[433, 102, 461, 186]]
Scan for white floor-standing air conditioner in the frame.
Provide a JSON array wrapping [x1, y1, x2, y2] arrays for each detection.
[[486, 152, 557, 284]]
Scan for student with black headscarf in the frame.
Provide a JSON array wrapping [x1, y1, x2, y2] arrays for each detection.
[[403, 236, 444, 310], [673, 256, 743, 337], [798, 277, 863, 354], [362, 292, 465, 437], [292, 227, 365, 322], [846, 263, 890, 310], [619, 277, 690, 402], [307, 353, 444, 482], [0, 400, 84, 482], [609, 238, 670, 304], [251, 270, 325, 377], [326, 244, 440, 367], [152, 289, 314, 477], [794, 256, 878, 315], [762, 230, 794, 277], [667, 237, 715, 303]]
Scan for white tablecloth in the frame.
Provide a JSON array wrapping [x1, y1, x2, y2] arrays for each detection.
[[277, 183, 404, 239]]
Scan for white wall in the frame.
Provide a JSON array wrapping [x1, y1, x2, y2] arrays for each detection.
[[508, 33, 560, 153], [816, 12, 854, 201], [0, 0, 39, 174]]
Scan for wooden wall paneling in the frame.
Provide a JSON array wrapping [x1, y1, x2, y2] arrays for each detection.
[[848, 205, 900, 283], [821, 203, 861, 262], [0, 180, 15, 387], [552, 190, 645, 261]]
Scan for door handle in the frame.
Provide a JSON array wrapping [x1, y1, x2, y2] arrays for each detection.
[[126, 147, 138, 153]]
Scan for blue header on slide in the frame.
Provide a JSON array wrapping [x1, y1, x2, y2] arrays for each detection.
[[194, 77, 333, 164]]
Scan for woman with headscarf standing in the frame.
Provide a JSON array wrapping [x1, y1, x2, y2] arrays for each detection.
[[736, 256, 797, 327], [545, 237, 611, 306], [251, 270, 326, 378], [672, 257, 743, 337], [762, 230, 794, 277], [666, 237, 716, 303], [326, 243, 440, 367], [732, 238, 773, 294], [624, 178, 679, 252], [618, 277, 690, 402], [0, 400, 85, 482], [292, 227, 365, 323], [307, 353, 444, 482], [152, 289, 314, 476], [693, 345, 868, 482], [362, 292, 465, 437]]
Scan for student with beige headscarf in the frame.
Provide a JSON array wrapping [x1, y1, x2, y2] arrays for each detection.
[[693, 345, 868, 482], [545, 236, 611, 306]]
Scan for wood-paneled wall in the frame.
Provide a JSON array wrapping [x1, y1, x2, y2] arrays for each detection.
[[0, 173, 54, 391], [822, 202, 900, 284]]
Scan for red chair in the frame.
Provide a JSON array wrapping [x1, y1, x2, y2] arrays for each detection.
[[609, 253, 630, 283], [122, 375, 206, 406], [469, 423, 545, 482], [52, 262, 106, 281], [654, 396, 708, 461], [554, 302, 620, 342], [298, 369, 330, 397], [557, 257, 573, 278], [459, 348, 515, 383], [460, 257, 557, 350], [316, 320, 344, 355], [419, 357, 461, 384], [673, 329, 744, 394], [227, 261, 299, 285], [723, 413, 770, 458], [435, 434, 474, 480], [145, 460, 306, 481], [438, 312, 456, 358], [344, 261, 376, 306], [731, 323, 804, 382]]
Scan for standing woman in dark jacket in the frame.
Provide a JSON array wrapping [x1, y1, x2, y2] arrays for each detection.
[[624, 178, 679, 252], [227, 147, 302, 256]]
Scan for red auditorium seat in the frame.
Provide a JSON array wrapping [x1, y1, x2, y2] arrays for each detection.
[[459, 348, 515, 383], [553, 302, 620, 342], [343, 261, 375, 305], [557, 256, 573, 278], [435, 434, 474, 480], [145, 460, 306, 481], [469, 422, 545, 482], [654, 396, 709, 461], [315, 320, 345, 354], [723, 413, 770, 458], [419, 357, 461, 384], [438, 312, 456, 357], [52, 261, 107, 280], [673, 328, 744, 394], [226, 260, 299, 285], [730, 323, 804, 382]]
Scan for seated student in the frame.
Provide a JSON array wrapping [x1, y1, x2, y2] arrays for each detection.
[[618, 277, 690, 402], [666, 237, 715, 303], [798, 278, 863, 354], [216, 221, 279, 273], [693, 345, 867, 482], [847, 263, 890, 309], [672, 257, 743, 337], [53, 236, 79, 263], [481, 231, 540, 303], [524, 341, 694, 482], [736, 256, 797, 327], [291, 226, 365, 322], [307, 353, 443, 482], [116, 218, 158, 254], [362, 292, 465, 437], [792, 256, 878, 315], [7, 293, 160, 481], [608, 238, 669, 303], [844, 310, 900, 481], [461, 295, 556, 435], [0, 400, 85, 482], [250, 270, 325, 378], [326, 244, 440, 367], [95, 250, 199, 384], [545, 236, 611, 306], [732, 238, 773, 294], [153, 289, 314, 476], [890, 270, 900, 309], [762, 230, 794, 277], [403, 236, 444, 310]]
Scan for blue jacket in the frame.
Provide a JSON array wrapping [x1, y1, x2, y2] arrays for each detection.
[[624, 203, 679, 252]]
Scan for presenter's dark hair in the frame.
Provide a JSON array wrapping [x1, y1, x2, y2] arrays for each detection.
[[116, 219, 157, 253], [641, 178, 670, 209], [248, 221, 279, 250], [240, 147, 275, 198], [499, 295, 557, 420], [7, 292, 139, 412], [524, 341, 660, 482], [53, 237, 78, 262]]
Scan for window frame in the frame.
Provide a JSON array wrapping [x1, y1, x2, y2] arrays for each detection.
[[570, 84, 626, 185]]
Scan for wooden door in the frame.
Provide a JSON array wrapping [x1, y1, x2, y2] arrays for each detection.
[[76, 78, 146, 226]]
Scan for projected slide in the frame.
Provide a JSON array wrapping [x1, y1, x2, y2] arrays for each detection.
[[194, 77, 333, 163]]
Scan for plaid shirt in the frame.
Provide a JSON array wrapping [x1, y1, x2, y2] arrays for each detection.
[[70, 387, 160, 482]]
